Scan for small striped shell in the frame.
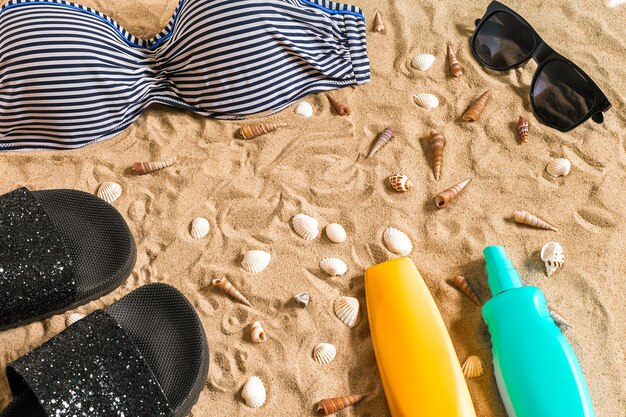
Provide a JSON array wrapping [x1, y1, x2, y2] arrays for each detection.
[[334, 296, 360, 328], [541, 242, 565, 277], [241, 376, 266, 408], [132, 159, 176, 175], [320, 257, 347, 276], [388, 173, 413, 192], [414, 93, 439, 109], [97, 181, 122, 203], [462, 355, 483, 378], [295, 101, 313, 117], [190, 217, 210, 239], [411, 53, 436, 71], [241, 250, 271, 273], [251, 321, 267, 343], [546, 158, 571, 178], [66, 313, 85, 326], [291, 213, 320, 240], [383, 227, 412, 256], [313, 343, 337, 364]]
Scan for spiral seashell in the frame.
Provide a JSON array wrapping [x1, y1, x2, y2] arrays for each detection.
[[429, 130, 446, 181], [334, 296, 360, 328], [238, 122, 287, 140], [291, 213, 320, 240], [435, 178, 471, 209], [325, 223, 347, 243], [212, 277, 252, 307], [462, 355, 483, 378], [541, 242, 565, 277], [383, 227, 412, 256], [517, 116, 530, 142], [449, 275, 481, 306], [251, 321, 267, 343], [295, 101, 314, 117], [320, 257, 348, 276], [317, 393, 369, 416], [294, 291, 310, 307], [241, 376, 266, 408], [97, 181, 122, 203], [514, 211, 557, 232], [367, 127, 395, 158], [447, 44, 463, 77], [313, 343, 337, 364], [190, 217, 210, 239], [373, 11, 385, 32], [325, 93, 350, 116], [549, 308, 571, 328], [241, 250, 271, 273], [546, 158, 571, 178], [414, 93, 439, 109], [66, 313, 85, 327], [132, 159, 176, 175], [462, 90, 492, 122], [388, 173, 413, 192], [411, 53, 436, 71]]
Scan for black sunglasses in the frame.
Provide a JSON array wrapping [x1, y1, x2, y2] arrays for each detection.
[[471, 1, 611, 132]]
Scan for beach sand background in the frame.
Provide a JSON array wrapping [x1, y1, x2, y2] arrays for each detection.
[[1, 0, 625, 415]]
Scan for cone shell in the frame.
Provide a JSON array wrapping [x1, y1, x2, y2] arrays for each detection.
[[238, 122, 287, 140], [241, 250, 271, 273], [320, 257, 347, 276], [325, 223, 347, 243], [462, 355, 483, 378], [334, 296, 360, 328], [325, 93, 350, 116], [435, 178, 471, 209], [414, 93, 439, 109], [549, 308, 571, 328], [367, 127, 395, 158], [383, 227, 412, 256], [517, 116, 530, 142], [294, 291, 310, 307], [317, 393, 369, 416], [212, 277, 252, 307], [429, 130, 446, 181], [295, 101, 313, 117], [292, 213, 320, 240], [313, 343, 337, 364], [388, 173, 413, 192], [462, 90, 492, 122], [373, 11, 385, 32], [514, 210, 558, 232], [541, 242, 565, 277], [546, 158, 571, 178], [251, 321, 267, 343], [241, 376, 266, 408], [411, 53, 436, 71], [97, 181, 122, 203], [447, 45, 463, 77], [132, 159, 176, 175], [190, 217, 210, 239], [450, 275, 481, 306], [66, 313, 85, 327]]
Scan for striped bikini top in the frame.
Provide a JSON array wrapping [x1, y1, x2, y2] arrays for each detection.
[[0, 0, 370, 150]]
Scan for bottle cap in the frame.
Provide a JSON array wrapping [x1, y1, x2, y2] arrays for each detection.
[[483, 246, 523, 296]]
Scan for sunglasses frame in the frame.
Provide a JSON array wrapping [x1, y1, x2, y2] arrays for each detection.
[[471, 1, 612, 132]]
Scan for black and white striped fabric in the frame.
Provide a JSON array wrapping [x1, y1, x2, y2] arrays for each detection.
[[0, 0, 370, 150]]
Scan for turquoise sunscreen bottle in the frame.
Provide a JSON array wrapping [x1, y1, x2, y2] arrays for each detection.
[[482, 246, 595, 417]]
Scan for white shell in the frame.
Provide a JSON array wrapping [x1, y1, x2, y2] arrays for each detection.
[[334, 296, 360, 328], [97, 181, 122, 203], [251, 321, 267, 343], [294, 291, 310, 307], [66, 313, 85, 326], [413, 93, 439, 109], [242, 250, 271, 273], [325, 223, 347, 243], [295, 101, 314, 117], [411, 53, 436, 71], [383, 227, 413, 256], [541, 242, 565, 277], [291, 213, 320, 240], [312, 343, 337, 364], [241, 376, 266, 408], [546, 158, 571, 178], [190, 217, 210, 239], [320, 257, 347, 276], [606, 0, 626, 8]]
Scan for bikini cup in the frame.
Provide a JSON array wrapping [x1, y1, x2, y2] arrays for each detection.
[[0, 0, 370, 150]]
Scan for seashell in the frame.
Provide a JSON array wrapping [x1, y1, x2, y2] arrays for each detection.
[[411, 53, 436, 72], [462, 355, 483, 378], [334, 296, 360, 328], [295, 101, 314, 117], [238, 122, 287, 140], [325, 223, 347, 243], [320, 257, 348, 276], [97, 181, 122, 203], [429, 130, 446, 181], [251, 321, 267, 343], [383, 227, 413, 256], [449, 275, 481, 306], [388, 173, 413, 192], [541, 242, 565, 277], [325, 93, 350, 116], [190, 217, 210, 239], [605, 0, 626, 8], [517, 116, 530, 143], [367, 127, 395, 158], [241, 250, 271, 273], [294, 291, 310, 307], [373, 11, 385, 32], [241, 376, 266, 408], [549, 308, 571, 328], [317, 393, 369, 416], [414, 93, 439, 109], [546, 158, 571, 178], [133, 159, 176, 175], [312, 343, 337, 364], [291, 213, 320, 240], [447, 44, 464, 77], [462, 90, 492, 122], [66, 313, 85, 327], [514, 211, 557, 232], [212, 277, 252, 307], [435, 178, 471, 209]]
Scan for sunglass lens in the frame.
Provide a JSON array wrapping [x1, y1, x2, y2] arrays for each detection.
[[474, 11, 535, 69], [532, 61, 595, 131]]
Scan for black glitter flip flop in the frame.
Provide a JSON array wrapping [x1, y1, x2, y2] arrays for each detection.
[[0, 283, 209, 417], [0, 187, 136, 331]]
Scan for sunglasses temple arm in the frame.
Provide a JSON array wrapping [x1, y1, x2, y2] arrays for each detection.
[[474, 19, 481, 27]]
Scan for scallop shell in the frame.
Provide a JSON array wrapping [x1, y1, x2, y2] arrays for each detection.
[[413, 93, 439, 109], [291, 213, 320, 240], [541, 242, 565, 277], [66, 313, 85, 327], [132, 159, 176, 175], [334, 296, 360, 328], [241, 376, 266, 408], [388, 173, 413, 192], [325, 223, 347, 243], [411, 53, 436, 71], [320, 257, 347, 276], [383, 227, 413, 256], [294, 291, 310, 307], [190, 217, 210, 239], [317, 393, 369, 416], [295, 101, 313, 117], [97, 181, 122, 203], [313, 343, 337, 364], [242, 250, 271, 273], [462, 355, 483, 378], [546, 158, 571, 178], [251, 321, 267, 343]]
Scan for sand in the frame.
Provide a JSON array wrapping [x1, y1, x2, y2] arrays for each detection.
[[1, 0, 625, 416]]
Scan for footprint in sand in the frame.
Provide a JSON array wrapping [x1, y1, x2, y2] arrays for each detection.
[[209, 349, 246, 392], [221, 306, 249, 335], [574, 206, 617, 233]]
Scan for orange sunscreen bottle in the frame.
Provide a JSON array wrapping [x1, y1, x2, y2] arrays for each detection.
[[365, 257, 476, 417]]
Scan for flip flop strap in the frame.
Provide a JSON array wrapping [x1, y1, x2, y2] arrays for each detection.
[[0, 188, 77, 327], [7, 310, 173, 417]]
